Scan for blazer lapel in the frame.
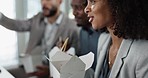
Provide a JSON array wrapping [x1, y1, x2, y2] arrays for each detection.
[[95, 33, 111, 78], [109, 39, 133, 78], [50, 14, 67, 48], [26, 21, 46, 54]]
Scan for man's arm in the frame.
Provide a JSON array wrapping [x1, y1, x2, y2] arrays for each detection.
[[0, 12, 36, 32]]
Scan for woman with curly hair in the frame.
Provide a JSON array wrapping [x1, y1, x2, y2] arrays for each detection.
[[85, 0, 148, 78]]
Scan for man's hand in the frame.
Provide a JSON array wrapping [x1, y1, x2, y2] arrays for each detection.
[[27, 65, 50, 78], [56, 37, 70, 51]]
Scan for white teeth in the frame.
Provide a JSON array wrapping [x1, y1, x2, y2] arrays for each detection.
[[89, 17, 93, 22]]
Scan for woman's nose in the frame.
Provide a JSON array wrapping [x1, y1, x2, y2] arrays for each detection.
[[84, 4, 90, 14]]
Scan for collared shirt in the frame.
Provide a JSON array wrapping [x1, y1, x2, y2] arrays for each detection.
[[98, 53, 110, 78], [42, 13, 63, 65], [43, 13, 63, 50], [98, 41, 111, 78]]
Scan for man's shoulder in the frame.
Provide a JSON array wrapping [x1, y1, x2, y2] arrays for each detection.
[[62, 15, 77, 27], [63, 15, 76, 24], [30, 12, 43, 19]]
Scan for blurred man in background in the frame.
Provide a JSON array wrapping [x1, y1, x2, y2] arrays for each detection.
[[0, 0, 79, 78], [71, 0, 100, 78]]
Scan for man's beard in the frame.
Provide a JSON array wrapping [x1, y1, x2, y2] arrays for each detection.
[[43, 6, 58, 17], [76, 20, 91, 28], [76, 23, 83, 27]]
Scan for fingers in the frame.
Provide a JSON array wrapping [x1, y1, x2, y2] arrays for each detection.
[[27, 66, 49, 77], [26, 71, 37, 77], [36, 65, 47, 70], [56, 37, 64, 48], [27, 71, 47, 77]]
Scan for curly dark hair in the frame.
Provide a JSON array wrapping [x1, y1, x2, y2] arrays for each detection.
[[81, 0, 87, 6], [108, 0, 148, 40]]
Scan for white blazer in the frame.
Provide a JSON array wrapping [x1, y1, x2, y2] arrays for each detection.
[[95, 32, 148, 78]]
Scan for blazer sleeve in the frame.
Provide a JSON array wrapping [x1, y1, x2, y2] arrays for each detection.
[[0, 12, 43, 32], [136, 53, 148, 78]]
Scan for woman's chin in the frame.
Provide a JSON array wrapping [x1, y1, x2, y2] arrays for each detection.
[[92, 25, 99, 30]]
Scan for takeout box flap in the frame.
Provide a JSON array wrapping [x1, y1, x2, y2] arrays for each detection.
[[79, 52, 94, 70], [60, 70, 85, 78], [50, 51, 72, 61], [51, 60, 69, 72], [60, 56, 85, 73]]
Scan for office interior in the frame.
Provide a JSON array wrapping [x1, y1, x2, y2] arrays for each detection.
[[0, 0, 73, 70]]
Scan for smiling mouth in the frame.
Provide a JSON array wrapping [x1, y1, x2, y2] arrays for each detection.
[[89, 16, 94, 23]]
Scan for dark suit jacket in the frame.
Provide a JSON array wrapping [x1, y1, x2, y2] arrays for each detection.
[[79, 27, 100, 70]]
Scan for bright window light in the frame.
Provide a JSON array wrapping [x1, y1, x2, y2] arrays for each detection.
[[0, 0, 18, 67]]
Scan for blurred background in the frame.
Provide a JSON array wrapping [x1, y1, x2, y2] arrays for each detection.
[[0, 0, 74, 69]]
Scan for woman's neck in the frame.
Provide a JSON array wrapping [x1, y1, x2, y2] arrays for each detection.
[[107, 27, 123, 49]]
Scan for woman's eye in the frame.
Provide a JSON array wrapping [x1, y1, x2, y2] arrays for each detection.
[[91, 0, 96, 5]]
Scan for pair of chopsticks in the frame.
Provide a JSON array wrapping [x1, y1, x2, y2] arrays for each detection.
[[44, 37, 69, 60], [60, 38, 69, 52]]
